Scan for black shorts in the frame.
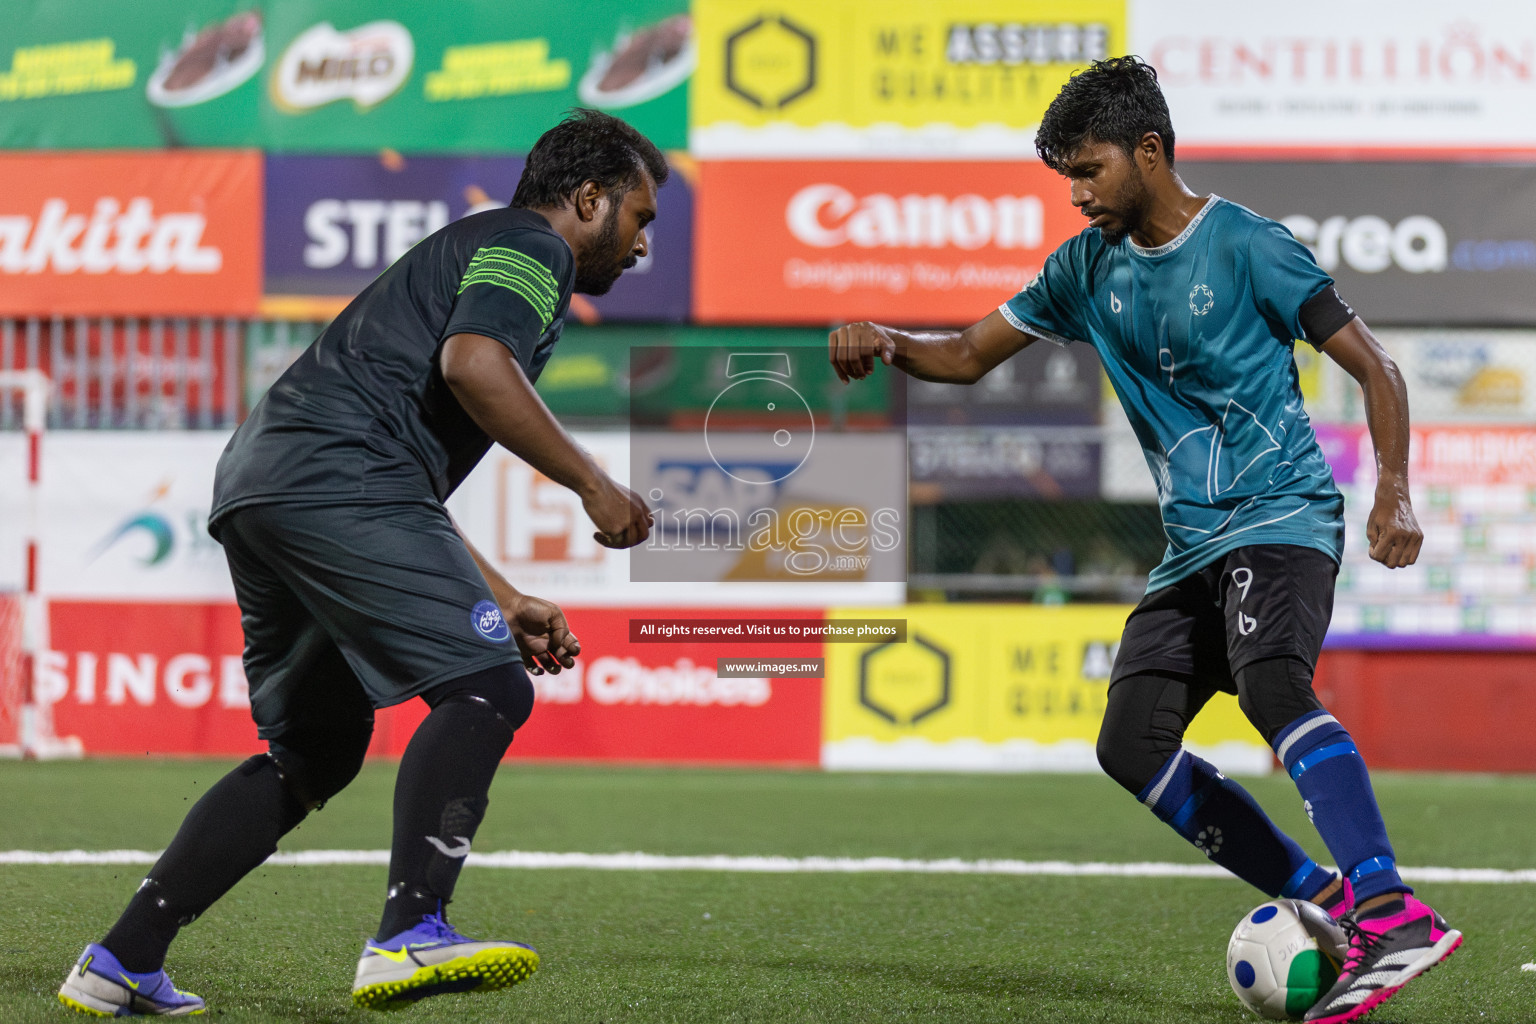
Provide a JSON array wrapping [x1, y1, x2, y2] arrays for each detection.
[[1111, 544, 1337, 693], [218, 501, 520, 739]]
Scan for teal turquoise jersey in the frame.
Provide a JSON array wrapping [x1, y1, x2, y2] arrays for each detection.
[[1000, 196, 1344, 591]]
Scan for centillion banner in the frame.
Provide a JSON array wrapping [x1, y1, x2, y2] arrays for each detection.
[[691, 0, 1127, 156], [823, 604, 1271, 774]]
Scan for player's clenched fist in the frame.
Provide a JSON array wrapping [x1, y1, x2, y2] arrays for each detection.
[[1365, 486, 1423, 570], [584, 476, 653, 549], [829, 321, 899, 383]]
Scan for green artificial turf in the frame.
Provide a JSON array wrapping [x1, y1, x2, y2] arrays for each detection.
[[2, 760, 1531, 1023]]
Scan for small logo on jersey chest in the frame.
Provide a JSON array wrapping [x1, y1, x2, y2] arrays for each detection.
[[471, 600, 511, 643], [1189, 283, 1215, 316], [1110, 291, 1122, 314]]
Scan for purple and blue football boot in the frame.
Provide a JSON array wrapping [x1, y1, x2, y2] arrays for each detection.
[[58, 943, 204, 1017]]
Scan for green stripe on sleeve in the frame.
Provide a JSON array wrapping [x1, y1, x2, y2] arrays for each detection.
[[458, 246, 561, 328]]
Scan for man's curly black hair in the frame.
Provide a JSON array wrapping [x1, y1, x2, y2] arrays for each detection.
[[1035, 56, 1175, 173], [512, 108, 669, 209]]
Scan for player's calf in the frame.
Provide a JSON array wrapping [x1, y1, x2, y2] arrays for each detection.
[[1098, 674, 1338, 901]]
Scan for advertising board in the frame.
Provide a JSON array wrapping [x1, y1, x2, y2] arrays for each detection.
[[39, 601, 823, 763], [1180, 161, 1536, 325], [694, 160, 1082, 326], [0, 1, 690, 151], [0, 152, 261, 317], [1371, 330, 1536, 423], [0, 431, 900, 609], [1132, 1, 1536, 154], [263, 153, 694, 323], [1318, 423, 1536, 648], [691, 0, 1126, 156], [822, 603, 1272, 774]]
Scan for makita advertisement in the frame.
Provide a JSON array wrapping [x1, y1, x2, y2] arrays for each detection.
[[0, 152, 262, 317], [1180, 162, 1536, 325], [264, 153, 693, 322], [693, 160, 1082, 325]]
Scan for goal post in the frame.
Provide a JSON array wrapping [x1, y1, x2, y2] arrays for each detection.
[[0, 370, 82, 759]]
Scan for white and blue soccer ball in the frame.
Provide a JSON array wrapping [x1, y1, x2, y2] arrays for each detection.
[[1226, 899, 1343, 1020]]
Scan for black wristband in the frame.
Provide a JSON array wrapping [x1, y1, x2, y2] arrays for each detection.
[[1299, 285, 1356, 348]]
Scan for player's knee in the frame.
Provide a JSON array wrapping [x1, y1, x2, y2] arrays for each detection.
[[266, 714, 374, 812], [1097, 710, 1162, 795], [424, 661, 535, 733], [1233, 656, 1324, 746], [1096, 727, 1163, 795], [1097, 678, 1178, 795]]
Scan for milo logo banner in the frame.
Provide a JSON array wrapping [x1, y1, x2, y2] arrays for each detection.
[[0, 0, 690, 151]]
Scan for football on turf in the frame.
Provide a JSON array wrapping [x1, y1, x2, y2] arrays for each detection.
[[1226, 899, 1342, 1020]]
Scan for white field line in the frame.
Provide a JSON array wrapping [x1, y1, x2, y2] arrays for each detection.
[[1, 849, 1535, 884]]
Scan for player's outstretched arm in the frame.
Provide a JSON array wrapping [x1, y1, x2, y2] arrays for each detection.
[[829, 310, 1035, 385], [1321, 320, 1423, 569], [442, 331, 651, 549]]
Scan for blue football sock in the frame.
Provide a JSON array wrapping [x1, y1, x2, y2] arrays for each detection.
[[1274, 710, 1411, 902], [1139, 750, 1332, 899]]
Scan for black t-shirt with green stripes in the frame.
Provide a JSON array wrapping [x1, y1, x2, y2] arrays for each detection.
[[210, 207, 574, 532]]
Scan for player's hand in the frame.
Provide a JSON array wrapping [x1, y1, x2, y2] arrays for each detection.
[[829, 322, 899, 383], [1366, 479, 1422, 569], [583, 477, 653, 549], [505, 592, 580, 675]]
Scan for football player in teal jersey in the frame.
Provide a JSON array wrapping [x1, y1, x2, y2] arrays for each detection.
[[830, 56, 1459, 1024]]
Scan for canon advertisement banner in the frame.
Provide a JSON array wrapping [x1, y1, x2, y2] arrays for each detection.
[[0, 152, 261, 317], [264, 153, 693, 323], [694, 160, 1082, 326], [1132, 1, 1536, 154], [1179, 162, 1536, 325]]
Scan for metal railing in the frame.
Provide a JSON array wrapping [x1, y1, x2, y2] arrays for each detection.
[[0, 317, 245, 430]]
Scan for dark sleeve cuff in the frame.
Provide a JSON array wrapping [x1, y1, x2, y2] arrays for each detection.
[[443, 323, 537, 374]]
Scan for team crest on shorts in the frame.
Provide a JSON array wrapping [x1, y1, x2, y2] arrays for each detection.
[[470, 600, 511, 643]]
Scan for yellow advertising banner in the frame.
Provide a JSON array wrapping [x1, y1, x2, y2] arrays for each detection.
[[692, 0, 1128, 156], [824, 604, 1271, 773]]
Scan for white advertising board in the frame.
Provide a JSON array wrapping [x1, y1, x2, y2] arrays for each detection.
[[0, 431, 900, 607], [1131, 1, 1536, 152]]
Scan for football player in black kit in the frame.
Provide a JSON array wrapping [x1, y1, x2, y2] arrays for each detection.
[[58, 110, 664, 1016]]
